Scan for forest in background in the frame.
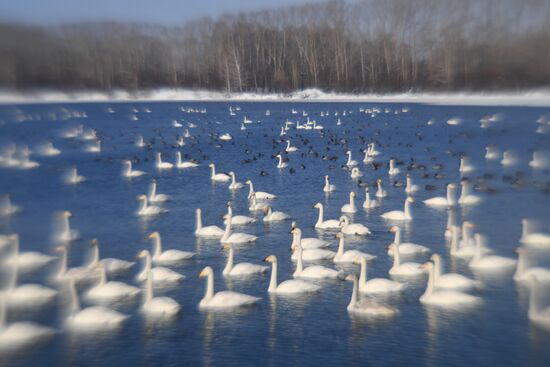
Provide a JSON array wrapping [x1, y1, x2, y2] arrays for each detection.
[[1, 0, 549, 93]]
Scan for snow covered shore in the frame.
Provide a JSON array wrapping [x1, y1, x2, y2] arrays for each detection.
[[1, 88, 550, 106]]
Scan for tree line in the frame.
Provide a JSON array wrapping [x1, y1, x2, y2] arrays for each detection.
[[0, 0, 549, 93]]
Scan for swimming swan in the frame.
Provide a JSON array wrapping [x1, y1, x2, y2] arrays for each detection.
[[376, 179, 387, 198], [136, 250, 184, 284], [323, 175, 336, 192], [388, 243, 425, 276], [137, 195, 167, 216], [155, 152, 173, 170], [228, 171, 244, 190], [333, 232, 375, 263], [293, 242, 343, 279], [85, 264, 140, 302], [220, 214, 257, 244], [423, 183, 457, 207], [339, 216, 371, 236], [141, 271, 181, 317], [55, 211, 79, 242], [345, 151, 358, 167], [362, 188, 379, 209], [148, 179, 170, 203], [381, 197, 414, 221], [527, 276, 550, 330], [387, 226, 429, 256], [313, 203, 341, 230], [469, 234, 517, 271], [209, 163, 230, 181], [264, 255, 321, 294], [0, 299, 55, 349], [388, 159, 400, 176], [54, 245, 100, 284], [224, 204, 256, 226], [350, 167, 362, 179], [65, 166, 85, 185], [88, 239, 135, 275], [431, 254, 479, 291], [513, 248, 550, 283], [345, 274, 398, 317], [245, 180, 276, 200], [263, 206, 291, 222], [458, 180, 481, 205], [276, 154, 288, 169], [195, 208, 225, 237], [122, 160, 145, 178], [341, 192, 357, 214], [354, 256, 403, 294], [1, 262, 57, 307], [405, 174, 419, 194], [520, 219, 550, 248], [2, 234, 55, 271], [199, 266, 260, 309], [149, 232, 194, 264], [222, 244, 268, 277], [175, 151, 198, 168]]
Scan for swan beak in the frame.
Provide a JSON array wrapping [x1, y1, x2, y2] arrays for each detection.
[[388, 227, 397, 233], [263, 255, 273, 263], [198, 269, 207, 278], [344, 274, 354, 281], [353, 257, 362, 265], [147, 233, 155, 239], [222, 244, 230, 250]]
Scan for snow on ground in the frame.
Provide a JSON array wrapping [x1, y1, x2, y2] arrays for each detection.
[[1, 88, 550, 106]]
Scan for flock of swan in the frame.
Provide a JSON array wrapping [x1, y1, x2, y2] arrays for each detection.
[[1, 103, 550, 354]]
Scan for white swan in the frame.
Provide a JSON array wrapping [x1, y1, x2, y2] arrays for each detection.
[[263, 206, 291, 222], [85, 264, 140, 302], [339, 216, 370, 236], [88, 239, 134, 274], [208, 164, 230, 182], [136, 250, 184, 284], [224, 204, 256, 226], [195, 208, 225, 237], [323, 175, 336, 192], [0, 194, 22, 216], [485, 145, 500, 160], [199, 266, 260, 308], [419, 262, 481, 307], [381, 197, 414, 221], [175, 151, 198, 168], [149, 232, 194, 264], [313, 203, 340, 230], [148, 179, 170, 203], [248, 193, 269, 212], [388, 159, 400, 176], [55, 211, 79, 242], [350, 167, 362, 179], [293, 242, 343, 279], [264, 255, 321, 294], [345, 151, 358, 167], [122, 160, 145, 178], [354, 256, 403, 294], [66, 279, 128, 330], [285, 140, 298, 153], [431, 254, 479, 291], [276, 154, 288, 169], [458, 180, 481, 205], [367, 143, 380, 156], [513, 248, 550, 283], [469, 234, 517, 271], [219, 133, 233, 141], [1, 262, 57, 307], [36, 141, 61, 156], [220, 214, 257, 244], [245, 180, 276, 200], [137, 195, 167, 216], [405, 174, 419, 194], [345, 274, 398, 317], [334, 232, 375, 263], [388, 243, 425, 276], [520, 219, 550, 248], [222, 244, 268, 277], [135, 136, 145, 147], [228, 171, 244, 190], [423, 183, 457, 207], [527, 277, 550, 330], [459, 155, 474, 173], [501, 150, 518, 166], [362, 149, 373, 163], [84, 140, 101, 153], [2, 234, 55, 271], [0, 299, 55, 349], [141, 271, 181, 317], [341, 191, 357, 214], [290, 226, 331, 251], [375, 179, 387, 198], [155, 152, 173, 169], [387, 226, 429, 256], [449, 224, 475, 259], [362, 188, 379, 209], [54, 245, 99, 284], [65, 166, 85, 185]]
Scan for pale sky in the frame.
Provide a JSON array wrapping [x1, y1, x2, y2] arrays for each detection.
[[0, 0, 325, 25]]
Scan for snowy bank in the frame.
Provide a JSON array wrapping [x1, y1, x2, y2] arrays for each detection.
[[1, 88, 550, 106]]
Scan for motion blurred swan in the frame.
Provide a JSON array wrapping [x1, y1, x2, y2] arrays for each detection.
[[245, 180, 276, 200], [175, 151, 198, 168], [469, 234, 517, 271], [122, 160, 145, 178], [1, 263, 57, 306], [36, 141, 61, 156], [419, 262, 481, 306], [388, 243, 425, 276], [141, 271, 180, 317], [263, 206, 291, 222], [54, 245, 99, 284], [388, 159, 400, 175], [345, 151, 358, 167], [276, 154, 288, 169], [84, 140, 101, 153], [0, 299, 55, 349], [135, 136, 145, 147], [381, 197, 414, 221], [292, 242, 342, 279], [2, 234, 55, 271], [501, 150, 518, 166], [405, 174, 419, 194], [527, 277, 550, 329], [264, 255, 321, 294], [220, 214, 257, 244], [88, 239, 134, 274], [222, 244, 268, 276], [355, 256, 403, 294], [56, 211, 79, 242], [155, 152, 173, 169], [148, 179, 170, 202], [199, 266, 260, 308], [341, 191, 357, 214], [375, 179, 387, 198], [65, 166, 85, 185], [513, 248, 550, 283], [149, 232, 194, 264], [449, 225, 475, 259], [459, 155, 474, 173], [345, 274, 398, 317], [66, 279, 128, 330], [136, 250, 184, 284], [458, 179, 481, 205], [208, 163, 231, 182], [228, 171, 244, 190], [137, 195, 167, 216], [423, 183, 457, 207], [313, 203, 340, 230], [339, 216, 370, 236], [333, 232, 375, 263], [0, 194, 22, 216], [387, 226, 429, 256], [225, 203, 256, 225], [323, 175, 336, 192], [85, 264, 140, 302], [485, 145, 500, 160], [362, 188, 379, 209], [520, 219, 550, 248], [431, 254, 478, 291], [195, 208, 224, 237]]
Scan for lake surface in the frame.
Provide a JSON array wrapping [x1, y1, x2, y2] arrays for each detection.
[[0, 100, 549, 367]]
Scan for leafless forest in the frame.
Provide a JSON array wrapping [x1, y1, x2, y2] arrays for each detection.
[[1, 0, 549, 93]]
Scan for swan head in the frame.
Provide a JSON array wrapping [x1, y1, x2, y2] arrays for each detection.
[[63, 211, 72, 218], [147, 232, 160, 239], [335, 232, 344, 239], [419, 261, 433, 270], [325, 175, 329, 179], [350, 192, 356, 198], [55, 245, 67, 253], [208, 163, 214, 168], [447, 183, 456, 189], [388, 226, 398, 233], [377, 179, 382, 184], [345, 274, 356, 282], [353, 256, 365, 265], [289, 227, 301, 235], [430, 254, 441, 262], [291, 221, 297, 229], [245, 180, 252, 184], [199, 266, 213, 278], [313, 203, 322, 209], [137, 249, 150, 259], [263, 206, 272, 214], [137, 194, 147, 201], [387, 243, 397, 251], [263, 255, 277, 263], [90, 239, 98, 247], [406, 197, 415, 203], [229, 171, 235, 176]]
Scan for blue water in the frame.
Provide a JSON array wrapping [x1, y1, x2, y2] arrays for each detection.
[[0, 101, 550, 367]]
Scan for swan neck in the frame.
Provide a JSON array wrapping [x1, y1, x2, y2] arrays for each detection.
[[446, 186, 456, 205], [204, 272, 214, 301], [406, 176, 411, 191], [451, 229, 459, 252], [138, 197, 147, 213], [221, 218, 232, 242], [349, 277, 358, 309], [358, 258, 367, 286], [99, 266, 107, 286], [89, 244, 99, 268], [145, 271, 153, 303], [316, 205, 323, 226], [515, 251, 525, 277], [210, 165, 216, 178], [0, 299, 5, 329], [422, 266, 435, 298], [58, 248, 67, 277], [394, 228, 401, 244], [223, 248, 234, 274], [148, 182, 156, 199], [295, 247, 303, 275], [268, 261, 278, 292], [404, 200, 411, 219], [337, 236, 345, 256], [393, 245, 401, 267], [176, 152, 182, 165], [139, 252, 152, 279], [153, 236, 162, 258], [529, 280, 540, 316], [434, 257, 442, 279], [350, 193, 355, 210], [247, 182, 255, 198], [69, 281, 80, 314], [196, 209, 202, 231]]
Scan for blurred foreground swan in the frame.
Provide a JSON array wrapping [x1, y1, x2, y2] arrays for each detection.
[[345, 274, 398, 317]]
